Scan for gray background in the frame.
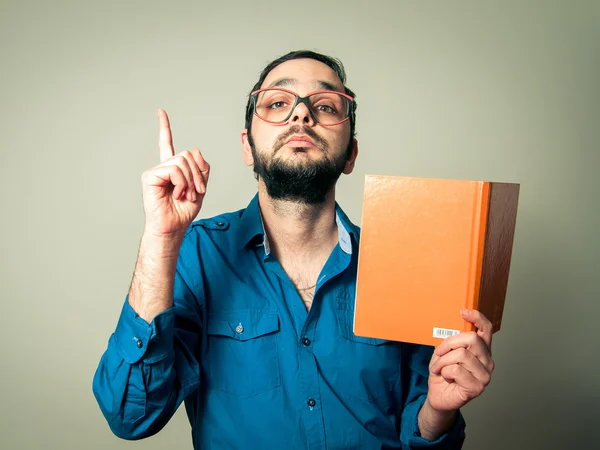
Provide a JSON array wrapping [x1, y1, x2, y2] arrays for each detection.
[[1, 1, 598, 449]]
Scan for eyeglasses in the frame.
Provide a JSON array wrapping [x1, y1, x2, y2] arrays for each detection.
[[250, 87, 355, 126]]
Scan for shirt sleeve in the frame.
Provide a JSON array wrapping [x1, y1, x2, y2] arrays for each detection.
[[399, 344, 466, 449], [92, 265, 203, 440]]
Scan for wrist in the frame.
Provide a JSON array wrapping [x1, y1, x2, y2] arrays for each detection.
[[423, 396, 457, 419], [418, 397, 458, 440], [129, 233, 182, 324], [140, 230, 185, 259]]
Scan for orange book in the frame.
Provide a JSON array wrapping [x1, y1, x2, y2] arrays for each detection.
[[353, 174, 520, 347]]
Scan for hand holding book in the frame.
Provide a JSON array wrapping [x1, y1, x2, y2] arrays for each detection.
[[427, 309, 494, 412], [416, 309, 494, 440]]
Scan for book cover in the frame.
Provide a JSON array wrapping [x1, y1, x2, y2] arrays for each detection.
[[353, 174, 520, 347]]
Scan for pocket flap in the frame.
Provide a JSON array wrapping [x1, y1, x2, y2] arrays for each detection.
[[207, 310, 279, 341]]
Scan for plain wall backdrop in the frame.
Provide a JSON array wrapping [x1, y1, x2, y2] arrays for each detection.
[[1, 1, 598, 449]]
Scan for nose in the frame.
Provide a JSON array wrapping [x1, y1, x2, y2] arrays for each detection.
[[290, 99, 316, 126]]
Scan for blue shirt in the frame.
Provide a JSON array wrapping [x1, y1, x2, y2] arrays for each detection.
[[92, 194, 466, 449]]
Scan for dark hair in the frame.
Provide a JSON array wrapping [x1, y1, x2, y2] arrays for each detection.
[[244, 50, 357, 138]]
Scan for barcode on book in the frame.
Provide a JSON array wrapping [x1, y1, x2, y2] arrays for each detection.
[[433, 328, 460, 339]]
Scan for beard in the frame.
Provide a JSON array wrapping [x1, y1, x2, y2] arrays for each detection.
[[248, 125, 351, 204]]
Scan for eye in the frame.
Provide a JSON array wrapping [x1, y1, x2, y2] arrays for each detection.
[[315, 104, 337, 114], [269, 101, 288, 110]]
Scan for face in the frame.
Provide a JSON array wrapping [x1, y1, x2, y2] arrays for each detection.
[[241, 58, 358, 204]]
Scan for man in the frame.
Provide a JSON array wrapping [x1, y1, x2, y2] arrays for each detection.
[[93, 50, 495, 449]]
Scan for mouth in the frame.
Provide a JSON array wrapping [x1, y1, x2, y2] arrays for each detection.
[[285, 135, 316, 147]]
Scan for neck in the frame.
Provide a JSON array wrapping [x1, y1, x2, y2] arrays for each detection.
[[257, 181, 338, 257]]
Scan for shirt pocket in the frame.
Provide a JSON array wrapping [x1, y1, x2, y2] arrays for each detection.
[[335, 309, 401, 405], [206, 310, 281, 398]]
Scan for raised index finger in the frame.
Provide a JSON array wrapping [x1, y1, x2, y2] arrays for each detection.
[[158, 109, 175, 162]]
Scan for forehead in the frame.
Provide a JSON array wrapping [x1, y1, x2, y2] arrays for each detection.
[[261, 58, 345, 92]]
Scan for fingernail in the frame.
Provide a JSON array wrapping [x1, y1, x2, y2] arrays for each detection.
[[460, 309, 468, 315]]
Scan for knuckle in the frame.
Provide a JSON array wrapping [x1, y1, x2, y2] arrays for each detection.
[[479, 378, 489, 391], [171, 164, 184, 176], [447, 364, 459, 376], [190, 159, 201, 173], [176, 158, 191, 172], [483, 372, 492, 386]]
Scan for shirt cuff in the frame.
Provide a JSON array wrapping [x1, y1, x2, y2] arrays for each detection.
[[401, 395, 466, 448], [112, 298, 174, 364]]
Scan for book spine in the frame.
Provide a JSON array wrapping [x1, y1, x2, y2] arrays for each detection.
[[464, 182, 490, 332]]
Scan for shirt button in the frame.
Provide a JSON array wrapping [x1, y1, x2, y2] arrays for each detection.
[[301, 338, 311, 347], [235, 323, 244, 334], [307, 398, 316, 407], [216, 221, 225, 227], [135, 338, 143, 348]]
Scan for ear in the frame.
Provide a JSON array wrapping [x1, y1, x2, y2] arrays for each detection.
[[241, 129, 254, 166], [342, 138, 359, 175]]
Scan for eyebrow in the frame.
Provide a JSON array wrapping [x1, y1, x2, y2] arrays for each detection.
[[268, 78, 341, 92]]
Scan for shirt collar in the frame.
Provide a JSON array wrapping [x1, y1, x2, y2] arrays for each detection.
[[238, 193, 265, 250], [238, 193, 358, 255]]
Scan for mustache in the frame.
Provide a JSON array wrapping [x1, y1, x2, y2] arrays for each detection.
[[273, 125, 328, 153]]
